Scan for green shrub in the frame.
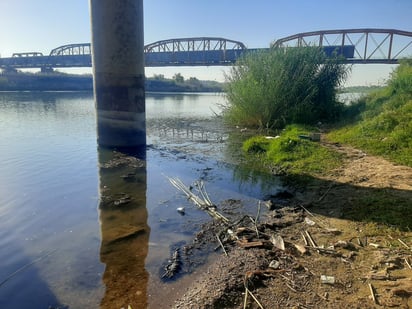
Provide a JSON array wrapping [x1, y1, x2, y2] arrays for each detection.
[[224, 47, 350, 129]]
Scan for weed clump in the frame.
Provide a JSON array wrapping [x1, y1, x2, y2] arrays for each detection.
[[243, 125, 342, 175]]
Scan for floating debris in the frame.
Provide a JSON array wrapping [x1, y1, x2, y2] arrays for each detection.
[[162, 248, 182, 279], [177, 207, 185, 215], [114, 194, 132, 206], [100, 151, 144, 169], [167, 177, 229, 223]]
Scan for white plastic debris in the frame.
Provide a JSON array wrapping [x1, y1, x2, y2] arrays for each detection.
[[320, 275, 335, 284], [305, 217, 316, 226], [177, 207, 185, 214]]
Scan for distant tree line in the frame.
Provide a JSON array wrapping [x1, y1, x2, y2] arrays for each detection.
[[0, 70, 224, 92]]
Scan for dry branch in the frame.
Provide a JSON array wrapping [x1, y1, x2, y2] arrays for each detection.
[[168, 177, 230, 223], [245, 286, 265, 309], [398, 238, 410, 249], [368, 283, 377, 304], [305, 230, 318, 248], [216, 233, 228, 256]]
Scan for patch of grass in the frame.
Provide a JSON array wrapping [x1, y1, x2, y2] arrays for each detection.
[[328, 60, 412, 167], [243, 124, 343, 175], [242, 136, 272, 154]]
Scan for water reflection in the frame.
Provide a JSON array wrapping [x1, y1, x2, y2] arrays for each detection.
[[0, 91, 284, 308], [97, 147, 150, 308]]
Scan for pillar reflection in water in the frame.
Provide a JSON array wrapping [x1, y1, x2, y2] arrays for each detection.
[[97, 147, 149, 308]]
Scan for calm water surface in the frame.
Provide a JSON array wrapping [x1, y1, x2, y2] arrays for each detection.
[[0, 92, 282, 308]]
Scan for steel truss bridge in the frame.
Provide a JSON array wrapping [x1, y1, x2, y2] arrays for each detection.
[[1, 29, 411, 70]]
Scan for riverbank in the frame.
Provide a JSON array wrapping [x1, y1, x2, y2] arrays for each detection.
[[172, 137, 412, 308]]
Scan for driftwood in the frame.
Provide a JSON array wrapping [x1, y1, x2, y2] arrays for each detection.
[[398, 238, 410, 249], [244, 273, 265, 309], [168, 177, 230, 224], [301, 232, 309, 246], [237, 239, 267, 248], [405, 258, 412, 269], [162, 248, 181, 279], [305, 230, 318, 248], [216, 233, 228, 256], [305, 245, 340, 256], [244, 285, 265, 309], [368, 283, 377, 304]]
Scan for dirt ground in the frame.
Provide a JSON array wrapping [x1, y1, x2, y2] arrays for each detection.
[[171, 141, 412, 309]]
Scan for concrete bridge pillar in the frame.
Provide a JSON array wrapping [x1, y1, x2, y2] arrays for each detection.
[[90, 0, 146, 148]]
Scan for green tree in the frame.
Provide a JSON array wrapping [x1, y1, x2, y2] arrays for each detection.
[[173, 73, 184, 83], [224, 47, 350, 129], [153, 74, 165, 80]]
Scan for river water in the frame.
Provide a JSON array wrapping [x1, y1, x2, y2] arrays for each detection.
[[0, 92, 282, 309]]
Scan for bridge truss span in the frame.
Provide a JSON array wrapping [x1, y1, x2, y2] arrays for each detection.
[[144, 37, 247, 66], [144, 37, 246, 53], [272, 28, 412, 64], [49, 43, 92, 56]]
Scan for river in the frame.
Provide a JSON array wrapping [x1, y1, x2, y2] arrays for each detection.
[[0, 91, 282, 309]]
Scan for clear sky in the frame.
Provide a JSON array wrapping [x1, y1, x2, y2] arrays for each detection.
[[0, 0, 411, 85]]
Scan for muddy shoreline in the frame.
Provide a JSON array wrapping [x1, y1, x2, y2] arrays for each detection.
[[163, 141, 412, 309]]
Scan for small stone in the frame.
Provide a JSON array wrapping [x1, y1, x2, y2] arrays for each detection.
[[269, 260, 281, 269]]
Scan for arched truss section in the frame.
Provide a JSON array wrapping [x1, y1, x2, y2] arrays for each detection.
[[144, 37, 246, 53], [49, 43, 91, 56], [272, 29, 412, 64]]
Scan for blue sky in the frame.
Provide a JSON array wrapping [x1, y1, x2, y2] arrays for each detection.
[[0, 0, 411, 85]]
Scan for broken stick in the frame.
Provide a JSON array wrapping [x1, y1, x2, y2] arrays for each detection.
[[305, 230, 318, 248], [369, 283, 377, 304], [398, 238, 410, 249], [216, 233, 228, 256], [404, 258, 412, 269]]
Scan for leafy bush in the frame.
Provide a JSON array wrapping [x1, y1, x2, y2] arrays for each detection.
[[224, 47, 350, 129]]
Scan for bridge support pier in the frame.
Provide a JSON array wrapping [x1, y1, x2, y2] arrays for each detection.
[[90, 0, 146, 149]]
